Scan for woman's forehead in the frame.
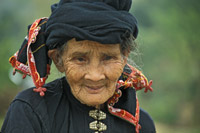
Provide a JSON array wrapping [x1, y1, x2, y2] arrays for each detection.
[[66, 39, 121, 54]]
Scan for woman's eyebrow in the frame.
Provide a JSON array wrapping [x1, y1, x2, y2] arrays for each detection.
[[70, 51, 90, 57], [100, 51, 119, 56]]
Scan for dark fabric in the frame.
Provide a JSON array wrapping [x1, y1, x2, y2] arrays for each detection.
[[58, 0, 132, 11], [46, 0, 138, 49], [1, 77, 155, 133], [15, 19, 50, 78]]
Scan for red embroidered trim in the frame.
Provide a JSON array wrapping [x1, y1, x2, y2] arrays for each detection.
[[27, 18, 48, 96], [107, 93, 141, 133], [107, 64, 153, 133], [107, 89, 122, 106], [9, 18, 49, 97], [123, 64, 153, 92]]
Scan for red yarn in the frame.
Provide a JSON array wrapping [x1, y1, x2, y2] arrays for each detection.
[[33, 87, 47, 97]]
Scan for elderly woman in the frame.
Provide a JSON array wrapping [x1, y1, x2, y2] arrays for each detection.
[[1, 0, 155, 133]]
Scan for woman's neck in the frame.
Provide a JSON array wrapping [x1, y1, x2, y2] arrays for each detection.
[[95, 104, 105, 110]]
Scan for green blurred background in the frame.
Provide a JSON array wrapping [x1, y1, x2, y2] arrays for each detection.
[[0, 0, 199, 132]]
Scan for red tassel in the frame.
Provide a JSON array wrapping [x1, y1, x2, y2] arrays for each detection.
[[144, 80, 153, 93], [13, 69, 16, 75], [22, 74, 27, 79], [33, 87, 47, 97]]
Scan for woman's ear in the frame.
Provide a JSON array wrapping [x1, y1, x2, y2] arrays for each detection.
[[48, 49, 65, 73]]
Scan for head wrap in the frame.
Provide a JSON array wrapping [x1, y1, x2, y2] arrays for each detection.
[[46, 0, 138, 49], [9, 1, 154, 132]]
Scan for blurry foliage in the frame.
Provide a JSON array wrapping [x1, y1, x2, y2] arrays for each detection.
[[0, 0, 199, 131], [131, 0, 200, 127]]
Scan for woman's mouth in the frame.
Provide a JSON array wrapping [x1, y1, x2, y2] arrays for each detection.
[[85, 85, 104, 94]]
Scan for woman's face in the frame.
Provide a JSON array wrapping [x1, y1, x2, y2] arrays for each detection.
[[60, 39, 127, 107]]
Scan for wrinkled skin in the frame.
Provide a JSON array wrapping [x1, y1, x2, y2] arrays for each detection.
[[49, 38, 128, 108]]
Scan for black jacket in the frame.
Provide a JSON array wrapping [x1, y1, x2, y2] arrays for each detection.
[[1, 77, 155, 133]]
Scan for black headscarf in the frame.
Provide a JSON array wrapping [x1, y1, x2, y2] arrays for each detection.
[[46, 0, 138, 49]]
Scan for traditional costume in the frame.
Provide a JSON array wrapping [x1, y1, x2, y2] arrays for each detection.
[[2, 0, 156, 132]]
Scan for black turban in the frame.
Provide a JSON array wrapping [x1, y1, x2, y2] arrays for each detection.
[[46, 0, 138, 49]]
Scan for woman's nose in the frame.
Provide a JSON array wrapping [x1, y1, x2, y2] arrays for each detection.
[[84, 65, 105, 81]]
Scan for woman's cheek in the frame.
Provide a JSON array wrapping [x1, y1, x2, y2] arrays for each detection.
[[65, 62, 86, 81], [105, 61, 124, 81]]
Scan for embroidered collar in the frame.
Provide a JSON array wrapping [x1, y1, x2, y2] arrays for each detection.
[[107, 64, 153, 133]]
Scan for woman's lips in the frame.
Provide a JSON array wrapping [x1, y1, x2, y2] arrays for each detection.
[[85, 85, 104, 94]]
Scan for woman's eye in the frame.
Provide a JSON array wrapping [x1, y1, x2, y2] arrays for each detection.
[[103, 55, 113, 60], [77, 57, 86, 62]]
